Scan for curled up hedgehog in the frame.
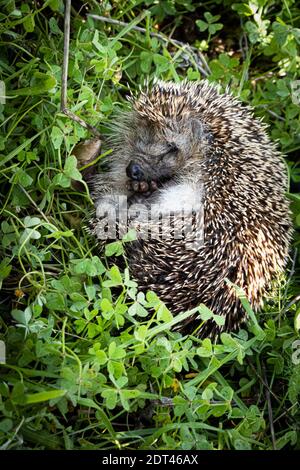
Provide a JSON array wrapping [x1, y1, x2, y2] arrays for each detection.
[[87, 80, 292, 337]]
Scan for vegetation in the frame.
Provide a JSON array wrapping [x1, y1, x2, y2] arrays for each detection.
[[0, 0, 299, 450]]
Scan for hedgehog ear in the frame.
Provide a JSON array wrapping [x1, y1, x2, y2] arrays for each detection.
[[189, 117, 207, 139], [189, 117, 215, 143]]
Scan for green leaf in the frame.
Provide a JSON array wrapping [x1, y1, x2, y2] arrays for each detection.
[[105, 241, 123, 257], [25, 389, 66, 404], [49, 17, 62, 34], [11, 382, 26, 405], [15, 168, 33, 187], [45, 292, 65, 311], [11, 307, 31, 325], [197, 338, 213, 357], [128, 301, 148, 318], [288, 364, 300, 404], [276, 430, 297, 450], [157, 303, 173, 322], [101, 298, 113, 312], [134, 325, 148, 342], [108, 341, 126, 360], [153, 54, 170, 73], [74, 319, 86, 334], [52, 173, 71, 188], [122, 229, 137, 243], [101, 389, 118, 410], [202, 387, 213, 401], [120, 389, 141, 400], [198, 304, 213, 321], [0, 258, 12, 289], [273, 22, 289, 46], [85, 285, 96, 301], [1, 221, 13, 234], [233, 438, 252, 450], [220, 333, 238, 348], [220, 386, 234, 401], [100, 96, 113, 113], [140, 51, 153, 74], [64, 155, 82, 181], [204, 12, 220, 23], [24, 216, 41, 228], [95, 349, 108, 365], [232, 3, 253, 16], [46, 229, 74, 239], [51, 126, 64, 150], [0, 419, 13, 432], [196, 20, 208, 32], [48, 0, 61, 11], [74, 257, 106, 276], [23, 14, 35, 33], [70, 292, 86, 303], [102, 265, 123, 287], [101, 298, 114, 320], [213, 314, 225, 326], [19, 227, 41, 244], [230, 408, 245, 418], [10, 73, 56, 96], [208, 23, 223, 34]]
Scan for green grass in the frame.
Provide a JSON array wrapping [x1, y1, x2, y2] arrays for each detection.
[[0, 0, 300, 450]]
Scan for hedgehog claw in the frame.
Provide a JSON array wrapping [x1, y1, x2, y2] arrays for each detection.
[[128, 178, 158, 195]]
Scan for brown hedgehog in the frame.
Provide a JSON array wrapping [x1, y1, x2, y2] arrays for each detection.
[[90, 80, 292, 337]]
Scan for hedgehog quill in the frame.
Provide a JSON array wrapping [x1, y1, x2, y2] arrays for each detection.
[[89, 80, 292, 337]]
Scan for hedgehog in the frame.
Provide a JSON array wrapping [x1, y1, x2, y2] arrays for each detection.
[[89, 80, 292, 337]]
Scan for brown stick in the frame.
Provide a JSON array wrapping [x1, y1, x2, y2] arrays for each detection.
[[61, 0, 101, 137]]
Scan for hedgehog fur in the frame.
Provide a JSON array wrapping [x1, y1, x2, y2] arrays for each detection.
[[90, 80, 292, 337]]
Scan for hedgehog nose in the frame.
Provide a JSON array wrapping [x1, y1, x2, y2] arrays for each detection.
[[126, 161, 144, 181]]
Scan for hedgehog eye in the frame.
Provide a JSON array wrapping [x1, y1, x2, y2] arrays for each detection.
[[156, 142, 179, 158], [159, 142, 178, 157]]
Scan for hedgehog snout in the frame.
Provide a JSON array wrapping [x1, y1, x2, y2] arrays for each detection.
[[126, 161, 145, 181]]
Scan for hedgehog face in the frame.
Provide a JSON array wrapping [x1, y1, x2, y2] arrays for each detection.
[[124, 114, 212, 185], [125, 123, 183, 183]]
